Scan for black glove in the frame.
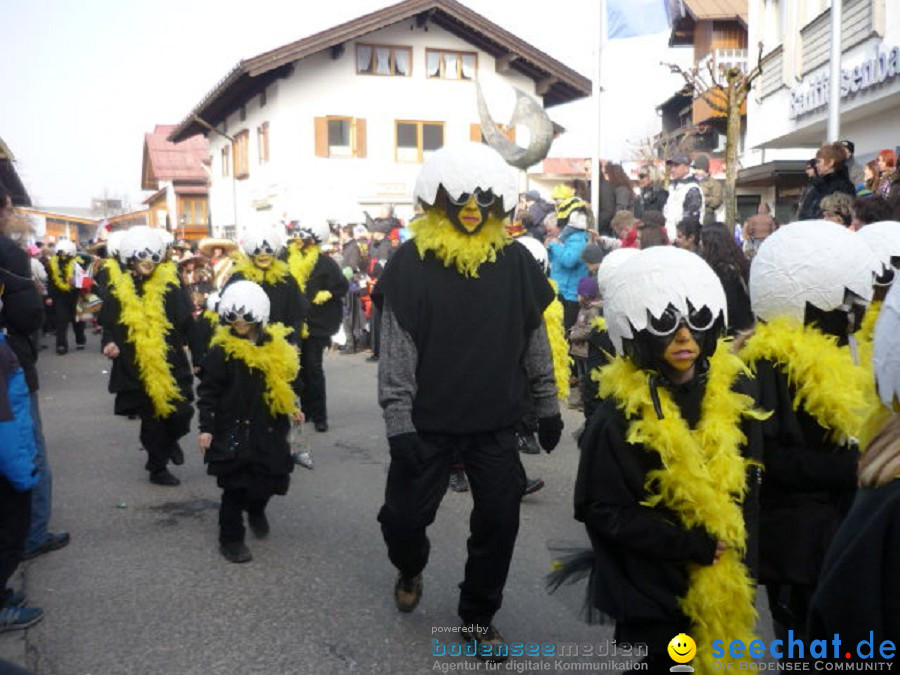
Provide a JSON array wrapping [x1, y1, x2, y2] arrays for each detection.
[[388, 432, 425, 476], [537, 414, 564, 453]]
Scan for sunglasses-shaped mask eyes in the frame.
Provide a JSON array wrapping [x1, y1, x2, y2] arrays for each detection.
[[252, 244, 275, 256], [446, 188, 497, 209], [224, 311, 258, 324], [135, 250, 162, 263], [646, 303, 716, 338]]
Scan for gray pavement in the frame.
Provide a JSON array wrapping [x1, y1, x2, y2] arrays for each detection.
[[1, 331, 773, 674]]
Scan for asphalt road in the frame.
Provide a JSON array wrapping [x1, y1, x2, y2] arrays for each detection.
[[0, 330, 774, 674]]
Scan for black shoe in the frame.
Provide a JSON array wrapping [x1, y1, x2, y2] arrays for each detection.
[[56, 346, 67, 355], [366, 354, 379, 362], [523, 477, 545, 496], [460, 623, 509, 663], [21, 532, 70, 561], [314, 420, 328, 433], [394, 573, 422, 613], [149, 469, 180, 486], [448, 470, 469, 493], [170, 443, 185, 466], [219, 541, 252, 563], [516, 433, 541, 455], [75, 344, 85, 350], [247, 512, 270, 539]]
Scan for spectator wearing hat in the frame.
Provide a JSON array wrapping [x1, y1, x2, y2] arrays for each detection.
[[662, 153, 704, 243], [839, 140, 865, 190], [580, 244, 604, 277], [547, 204, 590, 330], [522, 190, 555, 242], [692, 154, 723, 225]]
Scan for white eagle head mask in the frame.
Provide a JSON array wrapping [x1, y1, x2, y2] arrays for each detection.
[[218, 280, 271, 327]]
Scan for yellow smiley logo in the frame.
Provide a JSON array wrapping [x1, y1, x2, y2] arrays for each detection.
[[667, 633, 696, 664]]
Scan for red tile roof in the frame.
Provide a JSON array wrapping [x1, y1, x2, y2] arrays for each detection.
[[142, 124, 208, 189]]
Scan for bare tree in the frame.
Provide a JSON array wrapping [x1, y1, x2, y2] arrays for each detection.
[[663, 44, 763, 226]]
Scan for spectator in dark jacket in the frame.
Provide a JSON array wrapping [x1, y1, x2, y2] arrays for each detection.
[[797, 142, 856, 220], [604, 163, 634, 214], [633, 167, 668, 219], [522, 190, 554, 242]]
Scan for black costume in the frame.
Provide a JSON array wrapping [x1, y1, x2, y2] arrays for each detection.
[[47, 256, 84, 353], [300, 254, 348, 428], [225, 270, 310, 344], [374, 240, 557, 627], [100, 274, 198, 475], [752, 359, 858, 640], [197, 334, 301, 545]]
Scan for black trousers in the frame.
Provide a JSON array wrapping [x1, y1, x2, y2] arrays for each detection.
[[371, 304, 383, 357], [219, 488, 270, 544], [300, 336, 329, 424], [0, 476, 31, 595], [53, 294, 84, 350], [378, 430, 526, 627], [139, 400, 193, 473]]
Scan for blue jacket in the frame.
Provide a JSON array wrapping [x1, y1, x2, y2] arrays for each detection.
[[0, 334, 38, 491], [548, 227, 589, 302]]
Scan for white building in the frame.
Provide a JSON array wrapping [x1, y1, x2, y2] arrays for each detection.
[[169, 0, 589, 238], [744, 0, 900, 219]]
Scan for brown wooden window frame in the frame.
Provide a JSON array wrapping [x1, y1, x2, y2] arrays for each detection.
[[178, 197, 207, 225], [314, 116, 367, 158], [425, 49, 477, 80], [257, 122, 269, 164], [220, 145, 231, 177], [394, 120, 445, 163], [233, 130, 250, 179], [356, 43, 413, 76]]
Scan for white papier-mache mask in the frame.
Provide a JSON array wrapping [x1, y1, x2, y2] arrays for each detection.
[[596, 248, 639, 298], [515, 235, 548, 275], [873, 281, 900, 408], [603, 246, 727, 355], [296, 221, 331, 245], [749, 220, 880, 323], [856, 221, 900, 288], [106, 230, 126, 258], [241, 225, 286, 257], [413, 142, 518, 215], [218, 280, 271, 326], [55, 239, 77, 256], [120, 226, 166, 263]]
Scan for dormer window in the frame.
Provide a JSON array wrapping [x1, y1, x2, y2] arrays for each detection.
[[426, 49, 476, 80], [356, 44, 412, 76]]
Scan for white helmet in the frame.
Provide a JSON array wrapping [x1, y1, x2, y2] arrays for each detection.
[[856, 221, 900, 289], [413, 142, 518, 214], [297, 222, 331, 244], [106, 230, 126, 258], [121, 226, 166, 264], [241, 225, 286, 257], [56, 239, 77, 256], [749, 220, 881, 323], [596, 248, 639, 298], [205, 292, 221, 313], [515, 236, 548, 274], [218, 280, 270, 326], [604, 246, 727, 357]]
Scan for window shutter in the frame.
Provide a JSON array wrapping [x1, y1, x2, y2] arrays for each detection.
[[469, 124, 482, 142], [354, 118, 367, 158], [314, 117, 328, 157]]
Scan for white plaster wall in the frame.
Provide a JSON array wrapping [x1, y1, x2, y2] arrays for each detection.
[[206, 22, 541, 237], [747, 0, 900, 156]]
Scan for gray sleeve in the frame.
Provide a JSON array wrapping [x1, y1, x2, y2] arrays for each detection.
[[524, 321, 560, 419], [377, 300, 418, 437]]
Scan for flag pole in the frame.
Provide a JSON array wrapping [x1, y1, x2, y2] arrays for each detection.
[[590, 0, 605, 229]]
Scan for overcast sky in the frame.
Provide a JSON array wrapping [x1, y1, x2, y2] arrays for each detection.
[[2, 0, 687, 209]]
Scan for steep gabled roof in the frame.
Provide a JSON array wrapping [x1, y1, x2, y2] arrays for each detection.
[[669, 0, 747, 46], [142, 124, 209, 190], [170, 0, 590, 143]]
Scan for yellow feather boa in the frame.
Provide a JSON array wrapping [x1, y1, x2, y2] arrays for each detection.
[[209, 323, 299, 416], [287, 243, 319, 293], [545, 279, 570, 401], [599, 344, 761, 672], [107, 261, 183, 417], [411, 210, 511, 278], [230, 255, 291, 286], [202, 309, 219, 327], [739, 317, 872, 444], [49, 256, 74, 292], [591, 316, 607, 332], [312, 290, 332, 305], [101, 258, 121, 276]]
